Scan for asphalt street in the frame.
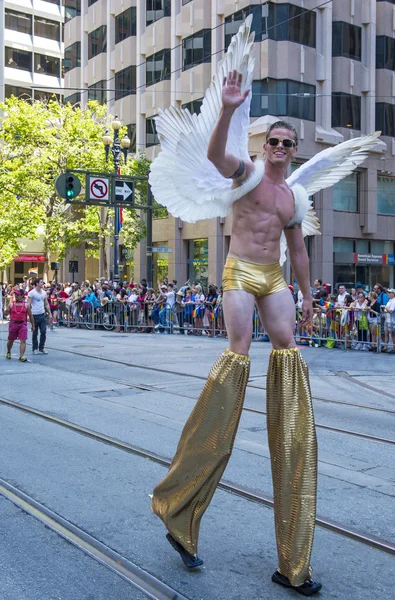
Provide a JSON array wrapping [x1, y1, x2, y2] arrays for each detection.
[[0, 325, 394, 599]]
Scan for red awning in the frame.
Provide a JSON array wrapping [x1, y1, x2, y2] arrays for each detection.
[[14, 254, 46, 262]]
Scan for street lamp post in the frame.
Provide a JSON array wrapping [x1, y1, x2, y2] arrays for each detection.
[[103, 117, 130, 281]]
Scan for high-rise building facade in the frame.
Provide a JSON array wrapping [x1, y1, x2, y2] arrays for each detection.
[[1, 0, 64, 103], [64, 0, 395, 290], [0, 0, 64, 283]]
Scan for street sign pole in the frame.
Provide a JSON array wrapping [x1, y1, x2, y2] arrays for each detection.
[[147, 182, 153, 287], [113, 172, 120, 283]]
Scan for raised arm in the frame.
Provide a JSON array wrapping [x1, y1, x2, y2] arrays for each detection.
[[207, 70, 252, 181]]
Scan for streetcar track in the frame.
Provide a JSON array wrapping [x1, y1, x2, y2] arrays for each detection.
[[1, 396, 394, 558], [334, 371, 395, 401], [4, 338, 393, 414], [0, 478, 188, 600], [39, 343, 395, 415], [12, 349, 395, 447]]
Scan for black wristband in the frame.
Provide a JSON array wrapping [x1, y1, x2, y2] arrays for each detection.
[[226, 160, 245, 179]]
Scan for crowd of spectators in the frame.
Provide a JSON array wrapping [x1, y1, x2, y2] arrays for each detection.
[[1, 276, 394, 352], [296, 279, 395, 352], [1, 276, 226, 338]]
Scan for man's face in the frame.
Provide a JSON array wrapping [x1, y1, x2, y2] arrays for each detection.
[[264, 128, 297, 168], [373, 285, 379, 293], [339, 286, 346, 295], [37, 279, 44, 289], [314, 279, 320, 288]]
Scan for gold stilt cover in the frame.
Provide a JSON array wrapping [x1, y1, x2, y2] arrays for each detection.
[[152, 349, 250, 555], [266, 348, 318, 587]]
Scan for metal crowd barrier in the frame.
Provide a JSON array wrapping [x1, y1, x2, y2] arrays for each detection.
[[294, 306, 386, 352], [52, 299, 394, 352], [56, 299, 226, 336]]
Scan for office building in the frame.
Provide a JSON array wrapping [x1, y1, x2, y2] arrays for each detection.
[[62, 0, 395, 289]]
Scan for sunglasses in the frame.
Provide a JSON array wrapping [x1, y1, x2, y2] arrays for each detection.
[[267, 137, 296, 148]]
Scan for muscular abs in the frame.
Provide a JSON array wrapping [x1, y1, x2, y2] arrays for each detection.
[[229, 178, 295, 264]]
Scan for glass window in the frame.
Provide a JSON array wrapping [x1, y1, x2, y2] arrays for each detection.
[[355, 239, 369, 253], [34, 16, 60, 41], [377, 176, 395, 215], [182, 0, 192, 5], [88, 0, 98, 5], [152, 242, 169, 281], [332, 93, 361, 129], [333, 238, 354, 252], [5, 85, 32, 99], [371, 240, 394, 254], [64, 42, 80, 72], [34, 53, 60, 77], [126, 124, 136, 152], [35, 90, 60, 102], [146, 116, 159, 147], [268, 3, 316, 47], [88, 25, 107, 59], [182, 30, 211, 71], [182, 98, 203, 115], [5, 9, 32, 34], [377, 0, 395, 2], [115, 7, 136, 44], [187, 238, 208, 290], [146, 0, 171, 26], [5, 47, 32, 72], [225, 5, 264, 48], [376, 103, 395, 137], [64, 0, 81, 21], [288, 4, 316, 47], [88, 80, 106, 104], [251, 79, 315, 120], [43, 0, 60, 5], [332, 22, 361, 60], [333, 173, 358, 211], [376, 36, 395, 70], [115, 65, 136, 99], [64, 93, 81, 104], [146, 50, 170, 85]]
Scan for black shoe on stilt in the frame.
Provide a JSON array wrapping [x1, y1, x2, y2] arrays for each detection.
[[272, 571, 322, 596], [166, 534, 204, 569]]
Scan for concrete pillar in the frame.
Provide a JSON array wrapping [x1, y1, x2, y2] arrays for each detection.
[[167, 216, 186, 283], [310, 188, 334, 285], [361, 0, 376, 134], [61, 244, 86, 283], [360, 168, 377, 234], [136, 0, 146, 153], [208, 218, 225, 287]]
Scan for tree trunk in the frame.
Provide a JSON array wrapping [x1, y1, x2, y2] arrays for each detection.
[[44, 236, 51, 282]]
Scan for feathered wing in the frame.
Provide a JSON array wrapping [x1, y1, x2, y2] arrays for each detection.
[[149, 16, 258, 223], [286, 132, 382, 195], [280, 132, 383, 264]]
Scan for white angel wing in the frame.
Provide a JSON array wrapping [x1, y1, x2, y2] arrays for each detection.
[[149, 16, 259, 223], [279, 187, 321, 266], [286, 132, 382, 196], [280, 132, 382, 265]]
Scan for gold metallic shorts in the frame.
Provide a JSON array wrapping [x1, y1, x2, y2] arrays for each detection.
[[222, 257, 288, 298]]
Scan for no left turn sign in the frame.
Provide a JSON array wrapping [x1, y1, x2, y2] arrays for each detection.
[[89, 177, 109, 201]]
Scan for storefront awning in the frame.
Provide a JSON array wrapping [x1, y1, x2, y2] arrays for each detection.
[[14, 254, 46, 262]]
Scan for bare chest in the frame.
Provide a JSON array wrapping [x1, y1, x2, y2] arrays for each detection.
[[235, 180, 295, 226]]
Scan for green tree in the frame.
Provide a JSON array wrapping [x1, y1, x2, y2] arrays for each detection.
[[0, 96, 150, 278]]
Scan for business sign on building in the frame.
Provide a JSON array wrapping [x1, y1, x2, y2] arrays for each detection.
[[334, 252, 395, 265], [356, 253, 383, 264], [14, 254, 46, 262]]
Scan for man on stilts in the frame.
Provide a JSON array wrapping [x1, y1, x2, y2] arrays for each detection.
[[148, 17, 382, 596]]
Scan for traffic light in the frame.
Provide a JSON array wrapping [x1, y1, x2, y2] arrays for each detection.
[[66, 176, 76, 198], [55, 173, 82, 200]]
